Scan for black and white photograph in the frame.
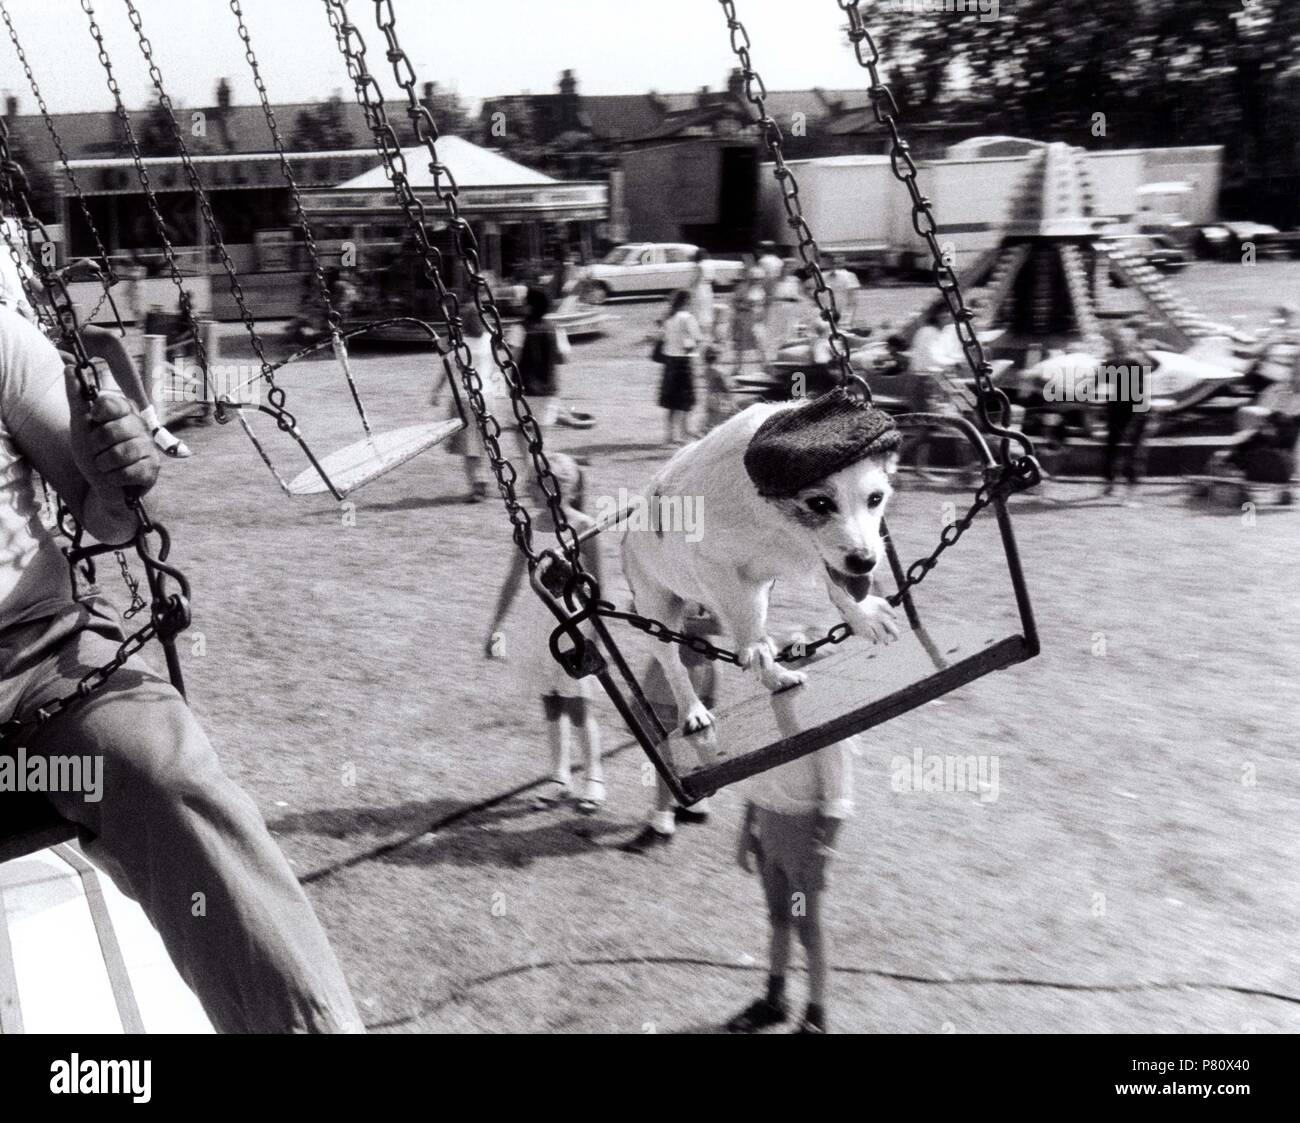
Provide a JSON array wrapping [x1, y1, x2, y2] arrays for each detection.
[[0, 0, 1294, 1089]]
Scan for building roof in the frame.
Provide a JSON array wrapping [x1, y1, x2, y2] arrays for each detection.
[[2, 100, 384, 165], [477, 86, 877, 144], [333, 136, 557, 189]]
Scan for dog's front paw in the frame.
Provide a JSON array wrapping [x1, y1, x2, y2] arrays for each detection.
[[682, 700, 715, 734], [760, 664, 808, 694], [739, 642, 808, 692], [842, 595, 901, 645]]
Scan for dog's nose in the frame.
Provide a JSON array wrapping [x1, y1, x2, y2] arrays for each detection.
[[844, 551, 876, 575]]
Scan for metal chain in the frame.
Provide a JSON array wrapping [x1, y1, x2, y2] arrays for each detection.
[[0, 0, 117, 292], [0, 118, 191, 744], [120, 0, 302, 434], [368, 0, 585, 566], [716, 0, 858, 393], [313, 0, 1036, 675], [0, 615, 159, 746], [116, 549, 147, 617], [79, 0, 218, 405], [228, 0, 376, 439], [322, 0, 573, 566], [587, 2, 1044, 668], [229, 0, 340, 335], [595, 458, 1035, 666], [836, 0, 1034, 463]]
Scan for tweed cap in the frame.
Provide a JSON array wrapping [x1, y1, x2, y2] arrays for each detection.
[[743, 387, 901, 499]]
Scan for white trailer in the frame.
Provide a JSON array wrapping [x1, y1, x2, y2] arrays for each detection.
[[891, 155, 1035, 274], [757, 155, 899, 274], [760, 143, 1221, 278]]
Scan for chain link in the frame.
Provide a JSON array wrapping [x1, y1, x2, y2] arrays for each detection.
[[716, 0, 859, 393], [230, 0, 340, 337], [836, 0, 1036, 464], [310, 0, 1038, 676], [116, 548, 147, 617], [119, 0, 306, 432], [79, 0, 219, 406], [595, 457, 1034, 665], [0, 116, 191, 746], [584, 2, 1045, 669], [323, 0, 578, 566], [0, 1, 119, 298], [1, 616, 160, 747]]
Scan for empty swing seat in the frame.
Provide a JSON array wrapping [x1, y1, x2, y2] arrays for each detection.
[[663, 622, 1034, 803], [286, 419, 465, 497]]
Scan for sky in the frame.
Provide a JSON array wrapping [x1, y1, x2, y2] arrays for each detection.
[[0, 0, 880, 115]]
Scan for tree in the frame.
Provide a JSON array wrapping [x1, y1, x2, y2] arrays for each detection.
[[290, 94, 357, 152], [3, 126, 58, 223], [133, 96, 184, 157], [866, 0, 1300, 221], [421, 83, 472, 137]]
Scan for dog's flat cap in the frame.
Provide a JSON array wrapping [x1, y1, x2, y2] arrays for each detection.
[[744, 387, 901, 499]]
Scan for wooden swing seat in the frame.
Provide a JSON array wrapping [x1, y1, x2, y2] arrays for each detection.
[[662, 621, 1034, 803], [285, 418, 464, 497]]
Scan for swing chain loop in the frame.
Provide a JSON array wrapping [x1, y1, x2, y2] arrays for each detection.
[[323, 0, 580, 568], [836, 0, 1036, 465], [716, 0, 862, 397]]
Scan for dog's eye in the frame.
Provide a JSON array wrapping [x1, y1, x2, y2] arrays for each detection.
[[805, 496, 837, 516], [867, 491, 886, 508]]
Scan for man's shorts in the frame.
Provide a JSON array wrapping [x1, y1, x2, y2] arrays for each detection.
[[753, 805, 828, 920]]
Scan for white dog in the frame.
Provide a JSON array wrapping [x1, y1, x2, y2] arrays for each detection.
[[622, 391, 902, 733]]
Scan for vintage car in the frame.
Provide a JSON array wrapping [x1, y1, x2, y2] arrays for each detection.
[[1196, 222, 1297, 261], [581, 243, 745, 303]]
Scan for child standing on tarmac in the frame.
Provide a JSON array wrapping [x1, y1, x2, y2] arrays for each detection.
[[484, 453, 606, 813]]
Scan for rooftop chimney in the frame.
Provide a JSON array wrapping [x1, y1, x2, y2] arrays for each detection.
[[4, 95, 16, 118], [559, 69, 578, 97]]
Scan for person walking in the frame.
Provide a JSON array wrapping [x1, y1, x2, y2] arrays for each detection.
[[688, 248, 716, 341], [658, 289, 701, 445], [1100, 320, 1152, 497]]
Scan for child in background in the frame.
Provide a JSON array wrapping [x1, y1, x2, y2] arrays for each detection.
[[800, 318, 841, 399], [433, 309, 505, 502], [731, 265, 770, 375], [484, 454, 606, 812], [727, 638, 858, 1034], [701, 345, 737, 431]]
